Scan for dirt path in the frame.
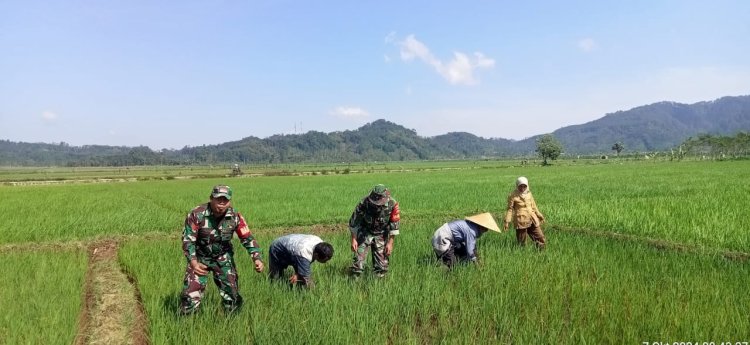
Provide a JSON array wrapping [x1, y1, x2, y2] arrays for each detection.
[[74, 240, 149, 345]]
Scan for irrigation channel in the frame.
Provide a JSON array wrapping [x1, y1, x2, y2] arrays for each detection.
[[1, 223, 745, 345]]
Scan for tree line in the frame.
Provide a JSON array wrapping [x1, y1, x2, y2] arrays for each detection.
[[1, 121, 748, 167]]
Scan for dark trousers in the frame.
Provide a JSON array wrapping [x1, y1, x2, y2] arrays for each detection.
[[516, 224, 546, 249], [437, 245, 473, 268]]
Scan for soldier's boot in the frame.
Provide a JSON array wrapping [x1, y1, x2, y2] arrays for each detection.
[[350, 265, 364, 278], [223, 294, 243, 314], [179, 294, 202, 315]]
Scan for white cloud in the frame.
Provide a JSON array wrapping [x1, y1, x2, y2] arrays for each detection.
[[41, 111, 58, 122], [399, 35, 433, 62], [395, 34, 495, 85], [578, 38, 596, 52], [330, 106, 370, 119], [384, 54, 391, 63], [473, 52, 495, 68]]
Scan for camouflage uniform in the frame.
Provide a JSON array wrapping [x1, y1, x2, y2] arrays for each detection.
[[180, 186, 262, 314], [350, 184, 400, 276]]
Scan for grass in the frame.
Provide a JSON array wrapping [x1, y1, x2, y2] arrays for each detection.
[[119, 226, 750, 344], [2, 160, 748, 251], [1, 159, 749, 344], [0, 250, 87, 345]]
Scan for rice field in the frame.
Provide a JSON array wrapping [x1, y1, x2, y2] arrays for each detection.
[[0, 250, 87, 345], [1, 160, 748, 344], [119, 228, 749, 344]]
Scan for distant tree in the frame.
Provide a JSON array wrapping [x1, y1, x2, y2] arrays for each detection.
[[535, 134, 563, 165], [681, 132, 750, 158], [611, 142, 624, 156]]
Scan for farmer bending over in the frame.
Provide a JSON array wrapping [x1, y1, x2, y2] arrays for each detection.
[[432, 212, 502, 268], [268, 234, 334, 288]]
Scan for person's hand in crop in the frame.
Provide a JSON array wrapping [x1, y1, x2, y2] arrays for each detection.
[[289, 274, 299, 285], [503, 222, 509, 232], [350, 235, 358, 252], [253, 258, 264, 272], [190, 259, 208, 276], [385, 238, 394, 256]]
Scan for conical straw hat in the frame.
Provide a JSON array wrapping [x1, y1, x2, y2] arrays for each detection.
[[465, 212, 501, 233]]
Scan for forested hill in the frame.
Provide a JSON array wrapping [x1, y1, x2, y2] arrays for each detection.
[[2, 95, 749, 166], [177, 120, 529, 164], [0, 120, 532, 166], [547, 95, 750, 154]]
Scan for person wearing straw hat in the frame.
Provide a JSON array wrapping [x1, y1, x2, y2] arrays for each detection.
[[431, 212, 502, 268], [503, 176, 546, 249]]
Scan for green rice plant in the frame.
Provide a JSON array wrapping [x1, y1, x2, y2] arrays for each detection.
[[3, 160, 749, 252], [4, 159, 748, 344], [0, 182, 182, 244], [0, 250, 87, 345], [120, 221, 749, 344], [533, 161, 750, 251]]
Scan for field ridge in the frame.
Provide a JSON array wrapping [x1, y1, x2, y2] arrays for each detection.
[[75, 240, 149, 345], [552, 225, 750, 262]]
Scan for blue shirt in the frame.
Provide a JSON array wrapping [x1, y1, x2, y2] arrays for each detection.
[[447, 220, 484, 261]]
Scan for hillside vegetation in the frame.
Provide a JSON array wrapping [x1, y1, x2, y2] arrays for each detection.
[[2, 95, 749, 166]]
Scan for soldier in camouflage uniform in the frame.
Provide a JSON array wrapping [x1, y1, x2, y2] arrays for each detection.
[[180, 185, 265, 315], [349, 184, 401, 277]]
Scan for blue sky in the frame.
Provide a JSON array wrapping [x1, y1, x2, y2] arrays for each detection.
[[2, 0, 749, 149]]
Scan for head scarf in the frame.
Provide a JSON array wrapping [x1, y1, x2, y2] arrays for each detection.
[[516, 176, 530, 195]]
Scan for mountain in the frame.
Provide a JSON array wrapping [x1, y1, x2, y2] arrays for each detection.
[[545, 95, 750, 154], [1, 95, 749, 166], [181, 120, 449, 164]]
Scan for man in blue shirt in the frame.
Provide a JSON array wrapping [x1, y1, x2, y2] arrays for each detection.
[[431, 212, 501, 268], [268, 234, 334, 288]]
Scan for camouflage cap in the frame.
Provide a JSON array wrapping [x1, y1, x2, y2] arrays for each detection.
[[368, 184, 390, 206], [211, 185, 233, 200]]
